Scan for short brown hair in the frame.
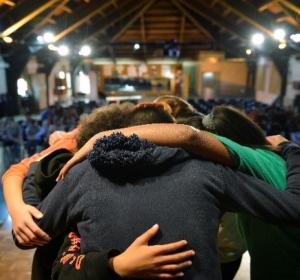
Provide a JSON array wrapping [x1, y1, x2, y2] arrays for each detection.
[[76, 102, 175, 149]]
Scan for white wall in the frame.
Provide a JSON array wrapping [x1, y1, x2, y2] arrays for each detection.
[[255, 56, 281, 104], [285, 55, 300, 107], [0, 56, 8, 95]]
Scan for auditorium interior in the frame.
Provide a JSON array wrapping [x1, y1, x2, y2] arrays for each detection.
[[1, 0, 300, 279]]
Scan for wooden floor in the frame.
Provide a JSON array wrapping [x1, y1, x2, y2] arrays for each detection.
[[0, 218, 33, 280]]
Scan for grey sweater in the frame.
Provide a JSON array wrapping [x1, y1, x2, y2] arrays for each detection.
[[24, 134, 300, 280]]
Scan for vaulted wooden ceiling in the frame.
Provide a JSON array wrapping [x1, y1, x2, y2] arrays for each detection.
[[0, 0, 300, 58]]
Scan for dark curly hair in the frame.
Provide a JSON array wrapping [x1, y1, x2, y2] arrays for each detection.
[[76, 102, 175, 149], [76, 103, 135, 149]]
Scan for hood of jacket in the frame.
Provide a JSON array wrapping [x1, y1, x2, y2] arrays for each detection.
[[87, 133, 189, 181]]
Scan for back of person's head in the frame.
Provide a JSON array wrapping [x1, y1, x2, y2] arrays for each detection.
[[154, 95, 205, 129], [76, 102, 135, 149], [76, 102, 175, 149], [202, 105, 273, 149], [176, 115, 205, 130], [154, 95, 201, 118], [126, 106, 174, 127]]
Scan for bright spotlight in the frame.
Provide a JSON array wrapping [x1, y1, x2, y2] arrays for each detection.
[[48, 44, 58, 51], [251, 33, 265, 46], [37, 35, 44, 43], [290, 33, 300, 43], [133, 43, 140, 50], [246, 48, 252, 55], [58, 45, 69, 56], [3, 36, 13, 43], [79, 45, 92, 56], [273, 28, 286, 41], [43, 32, 54, 43], [58, 71, 66, 79], [278, 42, 287, 49]]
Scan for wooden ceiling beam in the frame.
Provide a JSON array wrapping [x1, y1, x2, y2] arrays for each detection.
[[211, 0, 218, 7], [179, 16, 185, 43], [82, 0, 145, 42], [278, 0, 300, 15], [61, 6, 72, 14], [111, 0, 156, 42], [0, 0, 60, 38], [141, 14, 146, 43], [0, 0, 15, 7], [112, 0, 118, 8], [178, 0, 247, 42], [277, 1, 300, 26], [171, 0, 214, 40], [218, 0, 273, 36], [52, 0, 114, 43], [29, 0, 71, 34], [258, 1, 277, 12]]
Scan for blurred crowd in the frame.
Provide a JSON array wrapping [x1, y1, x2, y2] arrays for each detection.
[[0, 101, 101, 169], [0, 98, 299, 170]]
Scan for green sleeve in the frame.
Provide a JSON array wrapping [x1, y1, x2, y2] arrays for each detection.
[[212, 134, 287, 190]]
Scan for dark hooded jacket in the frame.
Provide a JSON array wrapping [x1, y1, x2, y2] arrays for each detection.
[[24, 134, 300, 280]]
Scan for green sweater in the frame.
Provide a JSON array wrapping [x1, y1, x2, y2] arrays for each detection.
[[215, 134, 300, 280]]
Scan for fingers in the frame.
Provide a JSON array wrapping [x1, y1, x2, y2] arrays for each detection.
[[133, 224, 159, 245], [25, 219, 51, 242], [56, 164, 69, 181], [154, 240, 188, 254], [15, 229, 42, 247], [158, 250, 195, 264], [158, 260, 192, 272], [28, 205, 43, 219], [266, 135, 288, 146], [15, 233, 34, 247], [157, 272, 185, 278], [16, 225, 49, 245], [56, 157, 78, 181]]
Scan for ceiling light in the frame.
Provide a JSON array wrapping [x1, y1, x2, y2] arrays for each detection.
[[273, 28, 286, 41], [133, 43, 140, 50], [58, 45, 69, 56], [79, 45, 92, 56], [278, 42, 287, 49], [246, 48, 252, 55], [58, 71, 66, 79], [3, 36, 13, 43], [290, 33, 300, 43], [48, 44, 58, 51], [251, 33, 265, 46], [43, 32, 54, 43], [37, 35, 44, 43]]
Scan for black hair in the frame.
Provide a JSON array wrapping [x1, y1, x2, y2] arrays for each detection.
[[205, 105, 277, 151]]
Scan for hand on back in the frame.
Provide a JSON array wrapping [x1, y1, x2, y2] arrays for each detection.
[[267, 135, 288, 147], [11, 203, 51, 247], [49, 131, 68, 146], [112, 224, 195, 279]]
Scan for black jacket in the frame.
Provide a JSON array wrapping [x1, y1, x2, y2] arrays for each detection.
[[22, 149, 120, 280], [24, 134, 300, 280]]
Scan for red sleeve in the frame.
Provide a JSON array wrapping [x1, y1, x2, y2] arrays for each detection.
[[2, 129, 78, 186]]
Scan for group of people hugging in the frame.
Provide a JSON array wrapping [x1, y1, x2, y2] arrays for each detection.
[[2, 96, 300, 280]]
